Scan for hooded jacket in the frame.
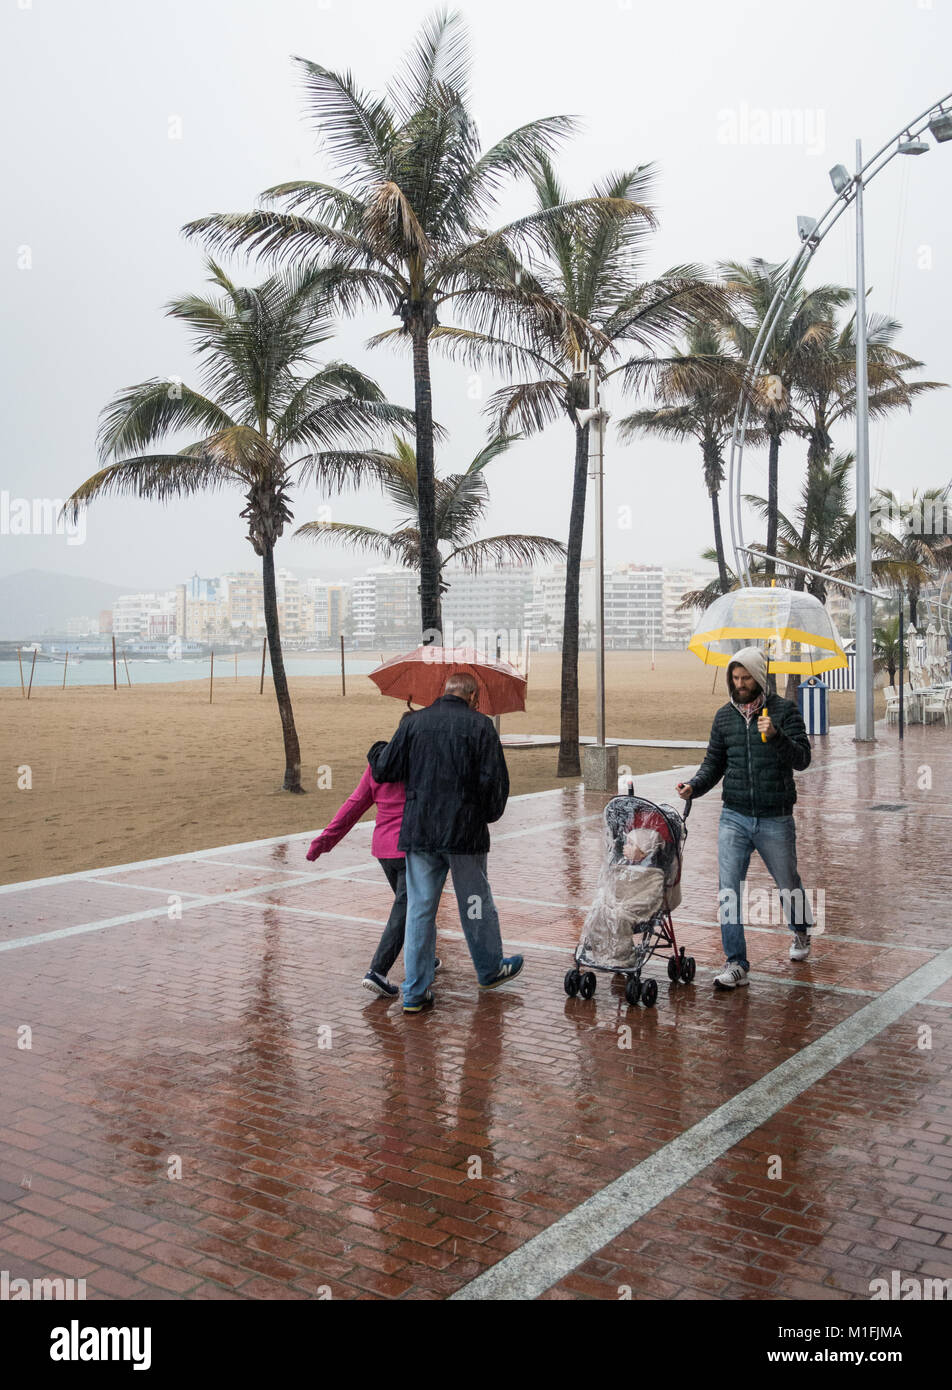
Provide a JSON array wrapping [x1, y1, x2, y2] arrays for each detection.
[[367, 694, 509, 853], [689, 647, 811, 817]]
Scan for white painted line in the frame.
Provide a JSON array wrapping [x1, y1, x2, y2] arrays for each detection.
[[450, 943, 952, 1300], [90, 879, 205, 897]]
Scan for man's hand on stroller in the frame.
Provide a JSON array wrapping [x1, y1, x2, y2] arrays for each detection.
[[676, 782, 693, 801]]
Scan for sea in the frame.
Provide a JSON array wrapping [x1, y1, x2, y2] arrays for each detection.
[[1, 656, 378, 688]]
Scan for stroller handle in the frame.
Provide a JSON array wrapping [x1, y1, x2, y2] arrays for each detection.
[[681, 796, 692, 821]]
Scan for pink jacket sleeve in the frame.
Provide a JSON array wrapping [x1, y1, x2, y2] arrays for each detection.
[[313, 766, 375, 852]]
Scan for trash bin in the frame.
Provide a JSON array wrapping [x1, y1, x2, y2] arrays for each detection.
[[798, 677, 829, 735]]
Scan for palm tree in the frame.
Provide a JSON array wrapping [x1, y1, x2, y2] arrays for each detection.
[[295, 432, 565, 597], [182, 9, 607, 643], [873, 614, 902, 687], [718, 259, 854, 583], [449, 156, 721, 775], [678, 548, 766, 612], [872, 485, 952, 628], [581, 619, 596, 650], [617, 322, 753, 596], [65, 261, 412, 792]]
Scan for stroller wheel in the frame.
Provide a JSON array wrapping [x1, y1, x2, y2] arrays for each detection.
[[625, 975, 642, 1007], [667, 957, 679, 982], [579, 971, 597, 1000], [564, 968, 581, 998], [680, 956, 697, 984], [641, 978, 659, 1008]]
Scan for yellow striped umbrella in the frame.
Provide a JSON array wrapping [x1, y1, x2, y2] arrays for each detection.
[[688, 586, 849, 675]]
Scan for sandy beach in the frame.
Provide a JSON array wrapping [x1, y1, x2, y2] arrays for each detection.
[[0, 651, 876, 885]]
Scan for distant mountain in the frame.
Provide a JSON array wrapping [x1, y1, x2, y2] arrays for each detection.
[[0, 570, 126, 639]]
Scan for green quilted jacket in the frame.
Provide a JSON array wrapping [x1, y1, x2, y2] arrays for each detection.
[[689, 692, 812, 817]]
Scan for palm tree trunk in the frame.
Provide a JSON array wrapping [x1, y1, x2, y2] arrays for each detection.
[[709, 489, 730, 595], [558, 424, 589, 778], [411, 328, 442, 640], [261, 540, 303, 793], [765, 431, 780, 582], [909, 589, 918, 629]]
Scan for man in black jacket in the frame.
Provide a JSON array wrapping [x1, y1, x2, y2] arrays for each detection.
[[368, 671, 524, 1013], [676, 646, 814, 990]]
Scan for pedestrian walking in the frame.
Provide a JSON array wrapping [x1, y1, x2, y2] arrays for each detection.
[[305, 714, 441, 998], [368, 670, 523, 1014], [676, 646, 814, 989]]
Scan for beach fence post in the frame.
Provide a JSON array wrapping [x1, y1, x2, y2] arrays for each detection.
[[18, 646, 25, 697], [234, 651, 238, 683], [27, 649, 37, 699], [340, 635, 346, 697], [209, 650, 215, 703], [259, 637, 266, 694], [62, 651, 68, 689], [112, 635, 117, 691], [123, 654, 132, 687]]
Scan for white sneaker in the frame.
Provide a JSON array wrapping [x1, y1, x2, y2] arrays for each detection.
[[789, 932, 811, 961], [713, 962, 749, 989]]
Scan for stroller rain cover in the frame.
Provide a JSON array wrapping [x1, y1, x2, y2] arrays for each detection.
[[578, 797, 686, 970]]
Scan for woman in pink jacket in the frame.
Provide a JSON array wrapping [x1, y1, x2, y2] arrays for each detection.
[[305, 729, 440, 998]]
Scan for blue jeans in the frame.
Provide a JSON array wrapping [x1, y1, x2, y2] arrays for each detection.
[[717, 808, 813, 970], [402, 852, 505, 1004]]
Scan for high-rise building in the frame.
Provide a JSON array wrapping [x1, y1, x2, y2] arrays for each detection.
[[349, 567, 417, 647], [441, 564, 532, 660], [112, 591, 178, 641]]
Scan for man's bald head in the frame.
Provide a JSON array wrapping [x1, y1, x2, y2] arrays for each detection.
[[443, 671, 479, 706]]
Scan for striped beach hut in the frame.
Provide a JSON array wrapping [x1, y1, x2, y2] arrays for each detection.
[[826, 638, 856, 692]]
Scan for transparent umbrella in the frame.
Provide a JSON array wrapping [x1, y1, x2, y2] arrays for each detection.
[[688, 587, 848, 675]]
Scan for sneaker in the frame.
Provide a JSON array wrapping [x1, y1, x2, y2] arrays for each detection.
[[713, 961, 749, 990], [789, 932, 811, 961], [434, 956, 443, 972], [480, 956, 524, 990], [362, 970, 399, 999], [403, 989, 434, 1015]]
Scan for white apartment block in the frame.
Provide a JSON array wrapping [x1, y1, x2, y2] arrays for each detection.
[[350, 567, 418, 648], [112, 591, 178, 641], [441, 564, 533, 658]]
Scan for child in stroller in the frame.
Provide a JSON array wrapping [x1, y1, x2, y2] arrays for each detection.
[[564, 791, 695, 1008]]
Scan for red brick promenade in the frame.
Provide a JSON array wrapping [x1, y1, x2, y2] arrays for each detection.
[[2, 725, 950, 1300]]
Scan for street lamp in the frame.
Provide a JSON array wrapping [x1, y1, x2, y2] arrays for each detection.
[[726, 91, 951, 747]]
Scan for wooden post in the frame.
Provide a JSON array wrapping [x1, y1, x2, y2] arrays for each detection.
[[112, 634, 117, 691], [234, 651, 238, 683], [27, 649, 37, 699], [340, 634, 346, 697], [123, 655, 132, 687], [18, 646, 25, 696], [259, 636, 267, 694], [523, 633, 530, 677], [62, 651, 69, 689], [209, 650, 215, 703]]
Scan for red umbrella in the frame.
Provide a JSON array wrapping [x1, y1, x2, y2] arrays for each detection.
[[368, 645, 527, 716]]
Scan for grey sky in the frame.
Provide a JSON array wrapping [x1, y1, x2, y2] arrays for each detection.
[[3, 0, 950, 591]]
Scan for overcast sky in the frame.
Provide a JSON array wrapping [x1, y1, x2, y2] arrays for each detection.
[[3, 0, 950, 591]]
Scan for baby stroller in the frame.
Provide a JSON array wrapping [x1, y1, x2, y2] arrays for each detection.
[[564, 789, 694, 1008]]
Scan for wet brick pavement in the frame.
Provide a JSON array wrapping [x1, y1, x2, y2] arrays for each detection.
[[1, 723, 950, 1300]]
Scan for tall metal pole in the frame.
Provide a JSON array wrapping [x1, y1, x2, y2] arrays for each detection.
[[854, 138, 875, 742], [590, 364, 606, 748]]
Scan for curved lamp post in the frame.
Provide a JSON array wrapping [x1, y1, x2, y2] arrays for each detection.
[[726, 92, 952, 742]]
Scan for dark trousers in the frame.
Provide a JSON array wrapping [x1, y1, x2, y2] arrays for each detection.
[[369, 857, 408, 976]]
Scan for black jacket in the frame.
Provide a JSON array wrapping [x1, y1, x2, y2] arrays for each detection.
[[368, 695, 510, 853], [690, 680, 811, 818]]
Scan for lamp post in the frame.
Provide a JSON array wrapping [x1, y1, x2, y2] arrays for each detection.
[[852, 139, 875, 743]]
